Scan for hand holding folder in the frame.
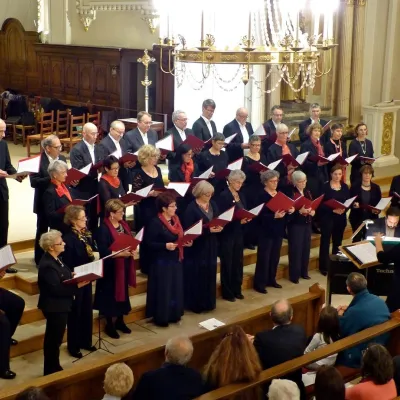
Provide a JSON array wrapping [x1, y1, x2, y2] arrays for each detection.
[[5, 154, 41, 178], [120, 184, 154, 204], [324, 195, 357, 210], [233, 203, 264, 221], [206, 206, 235, 228], [293, 194, 325, 211]]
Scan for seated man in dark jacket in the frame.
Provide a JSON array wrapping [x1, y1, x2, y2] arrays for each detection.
[[253, 299, 307, 399], [336, 272, 390, 368], [134, 335, 204, 400]]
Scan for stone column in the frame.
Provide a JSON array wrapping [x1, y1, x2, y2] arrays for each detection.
[[349, 0, 366, 124], [250, 66, 266, 128], [48, 0, 71, 44], [335, 0, 355, 121]]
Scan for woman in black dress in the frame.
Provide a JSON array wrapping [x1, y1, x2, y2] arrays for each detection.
[[62, 205, 97, 359], [93, 199, 137, 339], [318, 164, 351, 275], [131, 144, 165, 274], [198, 133, 229, 196], [145, 192, 191, 326], [348, 123, 374, 185], [216, 169, 249, 301], [182, 181, 222, 313], [323, 123, 348, 178], [349, 165, 382, 242]]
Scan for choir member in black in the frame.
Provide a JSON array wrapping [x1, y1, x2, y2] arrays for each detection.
[[192, 99, 217, 141], [348, 123, 374, 185], [42, 160, 72, 232], [197, 133, 229, 196], [94, 199, 137, 339], [62, 205, 97, 359], [389, 175, 400, 208], [168, 143, 199, 216], [0, 270, 25, 379], [242, 135, 267, 249], [131, 144, 164, 274], [262, 105, 284, 156], [182, 181, 222, 313], [318, 164, 350, 276], [323, 123, 348, 178], [266, 123, 299, 189], [145, 192, 191, 326], [254, 170, 293, 293], [286, 171, 314, 283], [37, 230, 89, 375], [216, 170, 249, 301], [349, 165, 381, 242], [299, 103, 331, 145]]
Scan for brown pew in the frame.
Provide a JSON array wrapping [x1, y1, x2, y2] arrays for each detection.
[[195, 311, 400, 400], [0, 285, 325, 400]]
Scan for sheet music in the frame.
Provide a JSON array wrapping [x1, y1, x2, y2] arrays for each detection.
[[156, 135, 174, 151], [199, 318, 225, 331], [196, 166, 213, 179], [73, 259, 103, 278], [296, 152, 309, 165], [218, 207, 235, 221], [227, 158, 243, 171], [0, 245, 16, 270], [343, 196, 357, 208], [373, 197, 392, 210], [249, 203, 264, 216], [184, 220, 203, 235], [254, 125, 266, 136], [17, 154, 41, 174], [348, 242, 378, 264], [224, 133, 237, 144], [135, 227, 144, 242], [345, 154, 357, 164], [166, 182, 190, 197], [79, 163, 92, 175], [135, 184, 154, 197], [267, 159, 282, 170], [327, 153, 340, 162]]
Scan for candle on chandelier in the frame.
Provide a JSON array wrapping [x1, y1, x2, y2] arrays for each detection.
[[313, 12, 320, 38], [248, 11, 252, 45], [201, 10, 204, 42]]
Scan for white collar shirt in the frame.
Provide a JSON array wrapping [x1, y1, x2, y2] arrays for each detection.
[[138, 128, 149, 145], [237, 119, 250, 155], [201, 115, 213, 137], [83, 139, 95, 163], [108, 133, 122, 158], [174, 124, 187, 142]]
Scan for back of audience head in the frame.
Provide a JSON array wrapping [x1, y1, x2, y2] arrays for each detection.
[[318, 305, 340, 344], [314, 365, 345, 400], [268, 379, 300, 400], [16, 387, 50, 400], [103, 363, 134, 398], [346, 272, 367, 295], [361, 343, 393, 385], [271, 299, 293, 326], [165, 335, 193, 365]]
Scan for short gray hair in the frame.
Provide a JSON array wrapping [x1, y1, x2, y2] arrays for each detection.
[[271, 299, 293, 326], [310, 103, 321, 110], [165, 335, 193, 365], [42, 134, 58, 149], [291, 170, 307, 185], [346, 272, 367, 294], [276, 123, 289, 133], [270, 105, 283, 114], [172, 110, 186, 122], [110, 120, 125, 130], [39, 230, 62, 252], [260, 170, 280, 185], [202, 99, 216, 109], [268, 379, 300, 400], [48, 160, 68, 178], [192, 180, 214, 198], [249, 135, 261, 144], [228, 169, 246, 183]]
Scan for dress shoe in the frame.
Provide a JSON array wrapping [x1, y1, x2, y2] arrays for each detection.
[[235, 294, 244, 300], [68, 350, 83, 359], [105, 324, 120, 339], [0, 370, 16, 379], [115, 322, 132, 334], [254, 287, 268, 294], [271, 282, 282, 289], [82, 345, 97, 352], [10, 339, 18, 346], [6, 268, 17, 274], [302, 275, 311, 280], [319, 270, 327, 277], [290, 279, 299, 284], [223, 297, 236, 302]]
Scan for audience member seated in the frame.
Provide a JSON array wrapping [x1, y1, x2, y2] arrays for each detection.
[[268, 379, 300, 400], [336, 273, 390, 369], [253, 299, 307, 399], [134, 335, 204, 400], [392, 355, 400, 395], [15, 387, 50, 400], [203, 325, 262, 400], [102, 363, 134, 400], [314, 366, 345, 400], [345, 344, 397, 400]]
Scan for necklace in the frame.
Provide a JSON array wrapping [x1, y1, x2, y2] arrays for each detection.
[[330, 181, 341, 191], [359, 140, 367, 154], [196, 200, 209, 212]]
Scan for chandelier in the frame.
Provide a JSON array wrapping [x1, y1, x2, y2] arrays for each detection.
[[152, 0, 339, 93]]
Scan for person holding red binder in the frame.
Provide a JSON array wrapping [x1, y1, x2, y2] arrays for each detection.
[[318, 164, 351, 276], [323, 123, 347, 179]]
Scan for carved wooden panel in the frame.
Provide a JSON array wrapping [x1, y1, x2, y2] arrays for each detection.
[[64, 59, 79, 97]]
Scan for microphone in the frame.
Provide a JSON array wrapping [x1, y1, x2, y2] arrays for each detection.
[[351, 219, 374, 241]]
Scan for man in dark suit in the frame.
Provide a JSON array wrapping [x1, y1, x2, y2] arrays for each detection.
[[253, 299, 307, 399], [30, 134, 67, 266], [192, 99, 217, 141], [223, 107, 254, 162], [134, 335, 204, 400], [262, 105, 284, 156], [124, 111, 158, 153], [366, 206, 400, 238], [298, 103, 331, 144], [97, 120, 135, 193]]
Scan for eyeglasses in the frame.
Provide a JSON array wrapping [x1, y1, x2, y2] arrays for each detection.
[[51, 145, 63, 150], [114, 210, 125, 215], [205, 108, 215, 112], [177, 118, 188, 122]]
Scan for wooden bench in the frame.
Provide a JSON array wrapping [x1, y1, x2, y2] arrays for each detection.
[[0, 285, 325, 400], [195, 311, 400, 400]]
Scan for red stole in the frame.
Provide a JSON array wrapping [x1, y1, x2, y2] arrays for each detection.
[[101, 174, 120, 189], [51, 179, 72, 202], [158, 213, 184, 261], [181, 159, 194, 183]]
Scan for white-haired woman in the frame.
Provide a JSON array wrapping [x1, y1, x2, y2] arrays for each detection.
[[216, 170, 249, 302], [102, 363, 134, 400], [42, 160, 72, 231], [286, 170, 314, 283], [182, 181, 222, 313]]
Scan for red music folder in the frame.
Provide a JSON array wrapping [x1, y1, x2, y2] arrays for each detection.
[[360, 197, 392, 213], [233, 203, 264, 220], [119, 152, 138, 164], [324, 195, 357, 210], [63, 259, 104, 284], [281, 152, 309, 167], [333, 154, 358, 166], [293, 194, 325, 211], [214, 158, 243, 179], [109, 228, 144, 252], [182, 135, 205, 154], [191, 166, 214, 185], [156, 135, 174, 156], [359, 156, 378, 164], [65, 163, 92, 185], [120, 184, 154, 204], [247, 159, 282, 173], [176, 220, 203, 244], [206, 206, 235, 228], [265, 192, 295, 212]]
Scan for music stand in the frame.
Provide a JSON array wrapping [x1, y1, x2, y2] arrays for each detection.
[[93, 315, 114, 354]]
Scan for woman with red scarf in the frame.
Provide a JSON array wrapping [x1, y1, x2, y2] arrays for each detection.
[[323, 123, 348, 179], [144, 192, 192, 327], [42, 160, 73, 232], [93, 199, 137, 339]]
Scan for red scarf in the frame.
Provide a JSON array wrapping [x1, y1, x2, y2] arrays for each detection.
[[101, 174, 120, 189], [158, 213, 184, 261], [311, 138, 325, 157], [181, 159, 194, 183], [275, 140, 294, 182], [52, 179, 72, 202], [104, 217, 136, 302], [330, 139, 346, 183]]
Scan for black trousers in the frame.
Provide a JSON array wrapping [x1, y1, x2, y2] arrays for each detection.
[[288, 224, 312, 281], [254, 235, 283, 289], [34, 212, 49, 265], [219, 231, 244, 299], [319, 216, 346, 273], [43, 311, 68, 376], [67, 284, 93, 352], [0, 200, 9, 248], [0, 288, 25, 373]]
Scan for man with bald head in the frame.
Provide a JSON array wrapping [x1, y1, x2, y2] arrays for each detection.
[[254, 299, 307, 398], [222, 107, 254, 161]]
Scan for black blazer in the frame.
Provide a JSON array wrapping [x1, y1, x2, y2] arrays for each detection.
[[30, 153, 67, 214], [165, 126, 194, 160], [124, 128, 158, 153], [42, 182, 72, 231], [222, 119, 254, 162], [69, 140, 102, 198], [61, 229, 95, 271], [134, 362, 204, 400], [299, 118, 331, 144], [192, 117, 217, 141], [37, 252, 76, 313], [261, 119, 280, 158], [266, 143, 299, 185], [390, 175, 400, 208], [0, 140, 16, 201]]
